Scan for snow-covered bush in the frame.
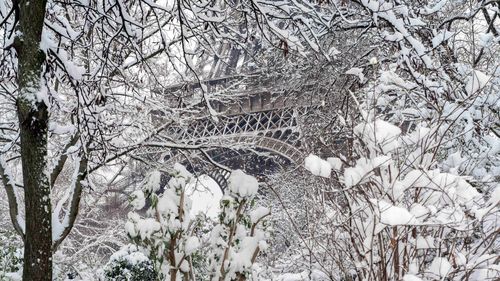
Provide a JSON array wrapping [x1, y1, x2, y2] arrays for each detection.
[[102, 245, 156, 281], [304, 84, 499, 280], [124, 164, 198, 280], [0, 231, 22, 280], [207, 170, 270, 280], [296, 0, 500, 279], [123, 165, 270, 280]]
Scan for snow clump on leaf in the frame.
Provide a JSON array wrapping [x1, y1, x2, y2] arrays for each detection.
[[129, 190, 145, 210], [227, 169, 259, 198], [304, 154, 332, 178]]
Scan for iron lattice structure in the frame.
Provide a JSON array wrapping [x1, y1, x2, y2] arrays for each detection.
[[149, 44, 332, 189], [166, 106, 308, 163]]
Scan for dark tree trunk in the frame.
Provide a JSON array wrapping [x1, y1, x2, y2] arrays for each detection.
[[15, 0, 51, 280]]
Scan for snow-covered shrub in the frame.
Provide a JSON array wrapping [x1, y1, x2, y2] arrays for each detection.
[[207, 170, 270, 280], [304, 87, 499, 280], [296, 0, 500, 278], [0, 231, 22, 280], [102, 244, 156, 281], [123, 165, 270, 280], [124, 164, 197, 280]]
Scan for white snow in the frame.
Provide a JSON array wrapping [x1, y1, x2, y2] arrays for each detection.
[[415, 236, 435, 249], [465, 70, 490, 95], [354, 119, 401, 154], [410, 203, 429, 220], [304, 154, 331, 178], [428, 257, 452, 278], [432, 30, 455, 48], [443, 151, 466, 172], [345, 67, 365, 82], [108, 245, 149, 265], [362, 0, 433, 67], [402, 274, 423, 281], [375, 200, 419, 225], [2, 272, 21, 281], [408, 18, 426, 26], [168, 163, 193, 189], [400, 169, 480, 206], [379, 70, 417, 90], [487, 184, 500, 205], [343, 156, 391, 187], [229, 236, 259, 274], [328, 46, 340, 58], [421, 0, 447, 15], [124, 221, 137, 237], [130, 190, 145, 210], [173, 163, 192, 180], [136, 218, 161, 240], [250, 206, 270, 223], [327, 157, 342, 170], [157, 188, 179, 215], [186, 175, 223, 219], [474, 184, 500, 219], [143, 170, 162, 192], [227, 170, 259, 198], [49, 123, 77, 135], [184, 236, 200, 255], [479, 33, 494, 47]]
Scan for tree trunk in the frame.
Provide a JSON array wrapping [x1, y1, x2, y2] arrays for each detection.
[[15, 0, 51, 280]]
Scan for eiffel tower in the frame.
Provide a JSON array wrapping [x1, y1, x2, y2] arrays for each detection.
[[144, 45, 333, 190], [150, 79, 328, 189]]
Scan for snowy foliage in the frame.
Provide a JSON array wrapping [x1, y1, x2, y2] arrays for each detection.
[[288, 0, 500, 279], [102, 244, 156, 281], [0, 0, 499, 279], [305, 101, 499, 279], [0, 231, 22, 280], [124, 164, 197, 280], [123, 165, 269, 280], [303, 35, 499, 281], [207, 172, 270, 281]]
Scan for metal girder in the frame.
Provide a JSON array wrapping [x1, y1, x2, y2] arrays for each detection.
[[166, 107, 306, 147], [158, 105, 309, 189], [152, 73, 325, 189]]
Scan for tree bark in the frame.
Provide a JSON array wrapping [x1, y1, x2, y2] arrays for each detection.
[[15, 0, 51, 280]]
